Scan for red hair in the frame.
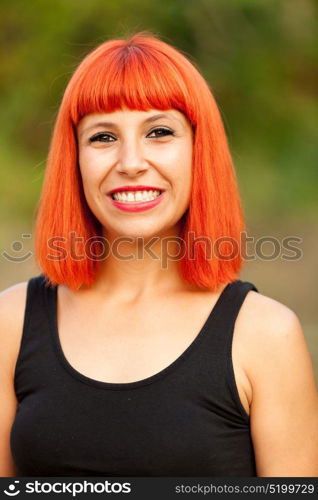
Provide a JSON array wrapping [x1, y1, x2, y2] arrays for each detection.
[[34, 31, 246, 291]]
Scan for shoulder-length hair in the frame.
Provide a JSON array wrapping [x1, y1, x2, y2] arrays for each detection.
[[34, 31, 246, 291]]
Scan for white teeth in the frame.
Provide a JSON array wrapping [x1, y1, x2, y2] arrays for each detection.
[[112, 190, 161, 203]]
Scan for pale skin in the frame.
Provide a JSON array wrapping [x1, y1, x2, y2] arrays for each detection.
[[1, 108, 318, 477]]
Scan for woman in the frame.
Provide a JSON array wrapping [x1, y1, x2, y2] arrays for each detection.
[[1, 32, 317, 477]]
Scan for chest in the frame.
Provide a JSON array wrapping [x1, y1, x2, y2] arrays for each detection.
[[55, 287, 251, 415], [12, 370, 255, 477], [57, 290, 218, 380]]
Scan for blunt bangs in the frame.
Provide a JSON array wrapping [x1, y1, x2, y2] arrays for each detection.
[[67, 38, 197, 126]]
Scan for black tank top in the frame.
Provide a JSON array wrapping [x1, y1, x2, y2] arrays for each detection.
[[10, 274, 259, 477]]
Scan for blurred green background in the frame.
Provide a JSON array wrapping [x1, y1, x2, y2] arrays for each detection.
[[0, 0, 317, 382]]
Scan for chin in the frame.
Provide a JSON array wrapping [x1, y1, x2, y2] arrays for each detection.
[[104, 224, 165, 239]]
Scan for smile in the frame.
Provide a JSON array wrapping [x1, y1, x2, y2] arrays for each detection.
[[111, 189, 162, 202], [107, 190, 166, 213]]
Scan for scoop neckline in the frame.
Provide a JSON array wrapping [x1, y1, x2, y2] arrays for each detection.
[[47, 279, 237, 391]]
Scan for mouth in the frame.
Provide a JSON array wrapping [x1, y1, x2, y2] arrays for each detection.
[[107, 187, 165, 203], [107, 188, 166, 213]]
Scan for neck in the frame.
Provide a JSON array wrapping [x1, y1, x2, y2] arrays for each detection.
[[81, 222, 194, 300]]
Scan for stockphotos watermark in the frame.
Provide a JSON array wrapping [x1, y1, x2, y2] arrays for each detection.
[[2, 479, 131, 496], [1, 231, 303, 268]]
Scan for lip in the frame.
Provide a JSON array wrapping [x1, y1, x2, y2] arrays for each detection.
[[107, 190, 166, 213], [107, 185, 165, 195]]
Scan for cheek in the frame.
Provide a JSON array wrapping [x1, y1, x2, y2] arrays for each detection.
[[78, 150, 103, 187], [179, 142, 193, 188], [166, 144, 192, 207], [160, 141, 193, 170]]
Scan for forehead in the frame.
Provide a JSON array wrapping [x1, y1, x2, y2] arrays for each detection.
[[77, 108, 189, 133]]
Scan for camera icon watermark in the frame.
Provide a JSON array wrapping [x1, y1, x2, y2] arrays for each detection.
[[1, 234, 33, 262], [3, 480, 20, 496]]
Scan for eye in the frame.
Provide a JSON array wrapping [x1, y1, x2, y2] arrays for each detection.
[[89, 133, 116, 143], [147, 127, 174, 138]]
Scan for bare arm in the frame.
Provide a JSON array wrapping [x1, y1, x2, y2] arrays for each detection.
[[245, 294, 318, 476], [0, 282, 27, 477]]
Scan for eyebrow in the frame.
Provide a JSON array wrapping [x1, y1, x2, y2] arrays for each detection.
[[79, 113, 182, 136]]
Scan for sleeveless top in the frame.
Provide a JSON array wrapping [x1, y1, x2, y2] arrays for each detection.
[[10, 274, 259, 477]]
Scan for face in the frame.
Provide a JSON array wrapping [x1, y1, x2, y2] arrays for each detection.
[[76, 108, 193, 240]]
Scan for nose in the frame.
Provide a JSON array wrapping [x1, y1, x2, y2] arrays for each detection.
[[116, 137, 148, 176]]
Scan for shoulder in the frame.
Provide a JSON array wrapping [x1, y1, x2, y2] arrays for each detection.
[[238, 288, 301, 339], [0, 280, 28, 317], [238, 288, 304, 350], [0, 281, 28, 376], [236, 287, 314, 389]]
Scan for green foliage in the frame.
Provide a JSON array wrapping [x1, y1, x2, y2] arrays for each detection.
[[0, 0, 317, 222]]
